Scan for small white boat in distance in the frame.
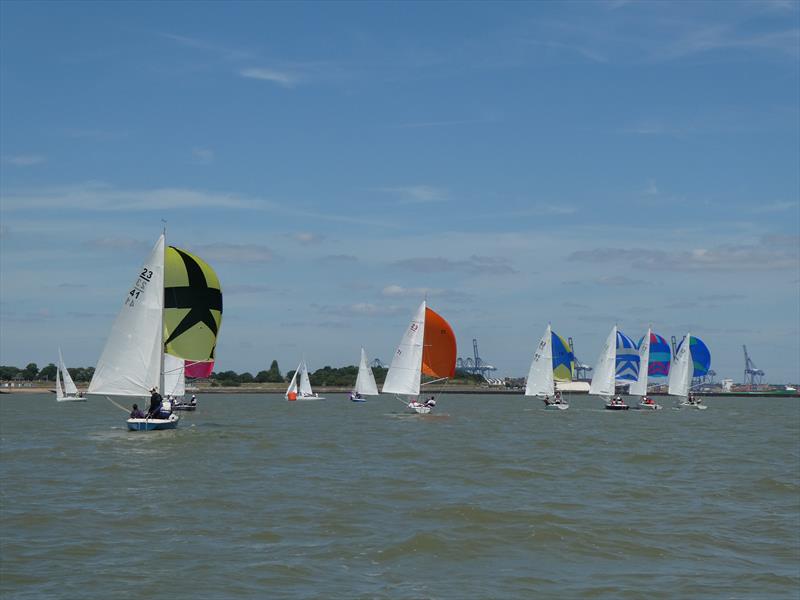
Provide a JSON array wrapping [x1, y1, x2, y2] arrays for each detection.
[[590, 326, 632, 410], [286, 359, 325, 400], [350, 347, 379, 402], [56, 348, 86, 402], [669, 332, 707, 410], [524, 324, 569, 410], [630, 328, 662, 410]]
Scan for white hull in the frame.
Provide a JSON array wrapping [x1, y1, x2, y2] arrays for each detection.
[[679, 401, 708, 410], [407, 403, 431, 415], [544, 402, 569, 410], [637, 402, 662, 410], [298, 394, 325, 401], [57, 396, 87, 402]]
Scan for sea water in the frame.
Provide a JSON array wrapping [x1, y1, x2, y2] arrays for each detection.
[[1, 394, 798, 599]]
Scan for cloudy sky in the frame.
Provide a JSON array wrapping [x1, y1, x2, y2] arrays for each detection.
[[1, 1, 798, 383]]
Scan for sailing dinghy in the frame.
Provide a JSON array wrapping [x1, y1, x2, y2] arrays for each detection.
[[286, 359, 325, 400], [382, 301, 456, 414], [56, 348, 86, 402], [589, 326, 640, 410], [88, 234, 223, 430], [631, 328, 662, 410], [524, 325, 570, 410], [350, 347, 378, 402], [669, 333, 708, 410]]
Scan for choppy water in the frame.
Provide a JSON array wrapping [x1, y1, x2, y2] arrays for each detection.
[[1, 393, 798, 599]]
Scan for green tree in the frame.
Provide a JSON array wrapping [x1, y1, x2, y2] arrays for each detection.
[[22, 363, 39, 381], [238, 372, 254, 384], [39, 363, 58, 381], [265, 360, 282, 382], [0, 366, 21, 380]]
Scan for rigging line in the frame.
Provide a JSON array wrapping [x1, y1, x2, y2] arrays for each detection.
[[105, 395, 130, 413]]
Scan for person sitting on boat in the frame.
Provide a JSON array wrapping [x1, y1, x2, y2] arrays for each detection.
[[147, 387, 165, 418], [612, 395, 623, 405], [554, 390, 563, 404], [542, 395, 551, 406], [130, 403, 145, 419], [190, 394, 197, 406], [425, 396, 436, 407]]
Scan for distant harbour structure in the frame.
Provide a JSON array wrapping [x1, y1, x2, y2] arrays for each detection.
[[370, 358, 386, 369], [743, 345, 765, 386], [568, 337, 593, 381], [456, 339, 497, 380]]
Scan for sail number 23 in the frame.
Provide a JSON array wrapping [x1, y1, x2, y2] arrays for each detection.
[[125, 268, 153, 308]]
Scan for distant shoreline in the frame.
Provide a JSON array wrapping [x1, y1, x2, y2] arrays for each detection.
[[3, 385, 798, 398]]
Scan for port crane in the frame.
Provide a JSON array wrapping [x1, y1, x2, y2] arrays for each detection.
[[456, 339, 497, 379], [743, 345, 764, 386]]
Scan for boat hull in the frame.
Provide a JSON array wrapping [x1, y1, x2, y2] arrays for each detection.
[[605, 404, 630, 411], [126, 414, 179, 431], [679, 402, 708, 410], [173, 404, 196, 411], [297, 394, 325, 401], [407, 403, 432, 414], [637, 402, 662, 410], [544, 403, 569, 410], [57, 396, 87, 402]]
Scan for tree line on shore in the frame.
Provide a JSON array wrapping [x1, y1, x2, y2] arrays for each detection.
[[1, 359, 486, 387]]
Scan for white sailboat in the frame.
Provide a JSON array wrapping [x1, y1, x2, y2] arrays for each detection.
[[88, 235, 179, 430], [88, 234, 223, 430], [382, 301, 456, 414], [350, 347, 378, 402], [524, 325, 568, 410], [668, 332, 707, 410], [56, 348, 85, 402], [589, 325, 631, 410], [286, 359, 325, 400], [630, 327, 661, 410]]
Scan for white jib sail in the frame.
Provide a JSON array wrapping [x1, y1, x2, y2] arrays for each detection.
[[629, 327, 651, 397], [382, 301, 426, 396], [163, 353, 186, 397], [56, 364, 64, 399], [88, 235, 165, 397], [668, 332, 692, 398], [355, 347, 379, 396], [59, 347, 79, 396], [525, 325, 554, 397], [299, 360, 314, 396], [286, 362, 300, 396], [589, 326, 617, 397]]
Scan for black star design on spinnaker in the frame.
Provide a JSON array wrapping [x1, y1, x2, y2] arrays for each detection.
[[164, 247, 222, 354]]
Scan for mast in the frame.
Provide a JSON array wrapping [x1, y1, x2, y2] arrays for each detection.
[[159, 221, 166, 396]]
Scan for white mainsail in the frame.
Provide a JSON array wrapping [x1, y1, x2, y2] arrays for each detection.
[[355, 347, 379, 396], [629, 327, 651, 397], [58, 348, 79, 396], [298, 360, 314, 396], [163, 353, 186, 397], [382, 301, 426, 396], [89, 235, 165, 397], [589, 326, 617, 397], [668, 332, 692, 398], [525, 325, 554, 397]]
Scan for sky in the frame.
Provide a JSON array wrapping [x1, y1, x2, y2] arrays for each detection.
[[1, 0, 798, 384]]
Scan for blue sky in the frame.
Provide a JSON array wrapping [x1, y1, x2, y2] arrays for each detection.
[[1, 1, 798, 383]]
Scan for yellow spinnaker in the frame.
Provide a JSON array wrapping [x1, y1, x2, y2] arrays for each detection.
[[163, 246, 223, 362]]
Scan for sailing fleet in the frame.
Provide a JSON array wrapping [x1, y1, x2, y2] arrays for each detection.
[[57, 232, 712, 430]]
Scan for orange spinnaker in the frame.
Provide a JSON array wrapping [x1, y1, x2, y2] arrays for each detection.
[[422, 307, 457, 379]]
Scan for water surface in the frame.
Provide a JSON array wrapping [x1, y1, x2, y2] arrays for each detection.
[[1, 394, 798, 599]]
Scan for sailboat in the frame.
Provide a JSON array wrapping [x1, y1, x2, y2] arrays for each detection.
[[88, 233, 223, 430], [382, 300, 456, 414], [524, 325, 571, 410], [55, 348, 86, 402], [669, 333, 708, 410], [286, 359, 325, 400], [350, 347, 378, 402], [163, 353, 196, 411], [631, 328, 661, 410], [589, 325, 640, 410]]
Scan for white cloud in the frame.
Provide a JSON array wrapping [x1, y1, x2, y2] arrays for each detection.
[[292, 232, 324, 244], [239, 67, 299, 87], [191, 147, 214, 164], [372, 185, 448, 204]]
